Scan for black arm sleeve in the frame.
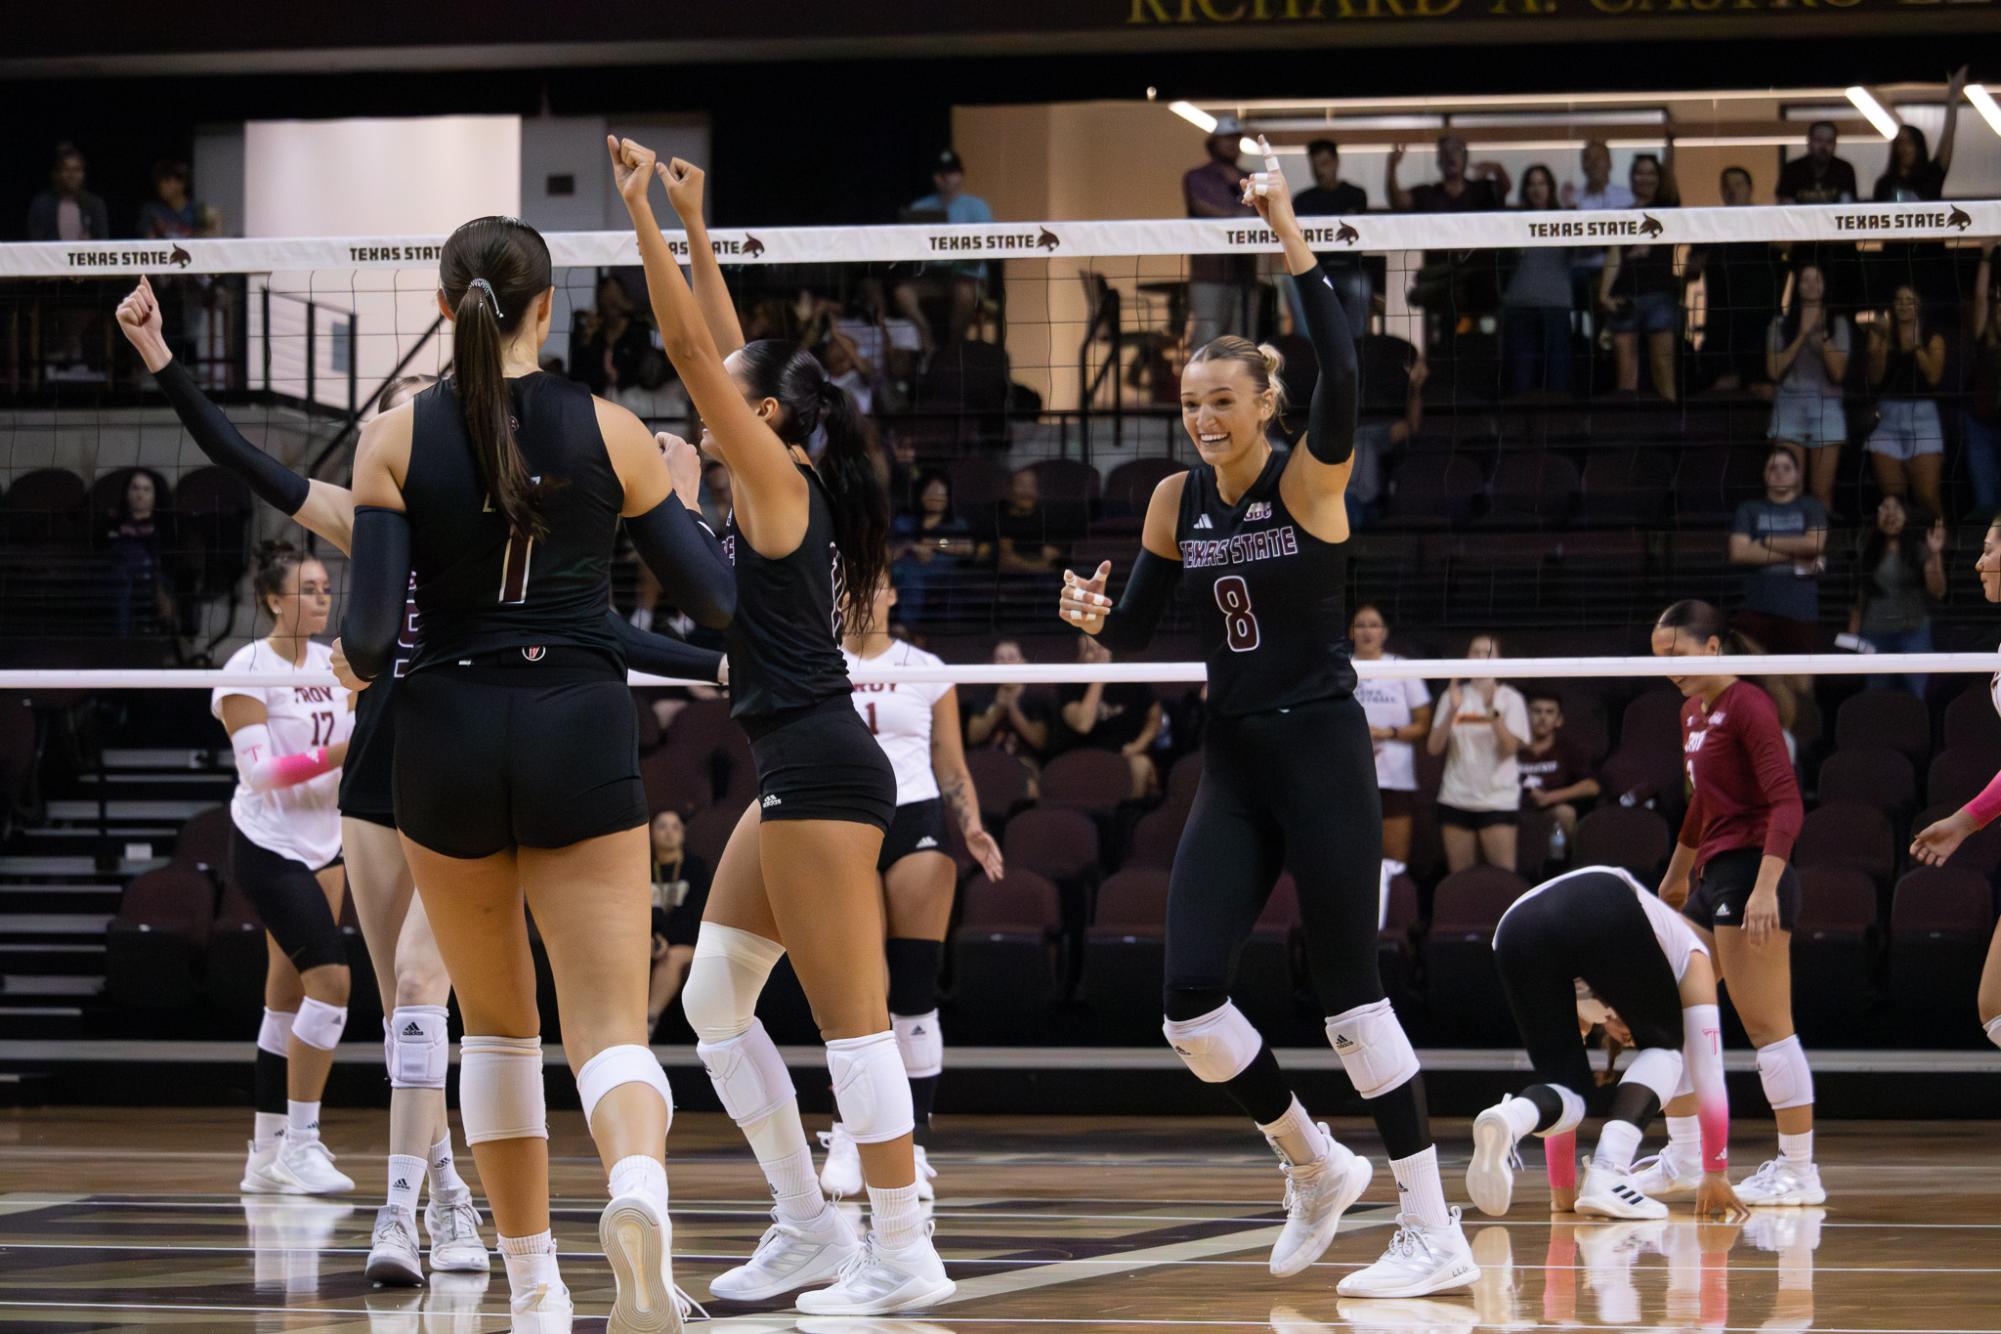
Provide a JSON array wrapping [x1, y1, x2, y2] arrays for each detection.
[[1095, 549, 1182, 655], [154, 359, 311, 514], [340, 506, 411, 682], [1296, 263, 1360, 466], [625, 496, 737, 631], [609, 611, 725, 682]]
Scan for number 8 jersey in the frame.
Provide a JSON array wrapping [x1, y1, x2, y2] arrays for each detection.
[[1174, 450, 1355, 717], [211, 640, 353, 868]]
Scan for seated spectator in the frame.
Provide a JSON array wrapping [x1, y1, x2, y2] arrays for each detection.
[[27, 143, 109, 241], [645, 811, 712, 1039], [569, 274, 649, 395], [986, 468, 1066, 574], [1517, 692, 1601, 863], [1427, 633, 1529, 874], [1729, 447, 1827, 654], [1966, 247, 2001, 515], [1346, 355, 1426, 528], [1850, 496, 1946, 697], [1056, 635, 1161, 800], [897, 149, 995, 352], [615, 351, 691, 425], [1502, 164, 1574, 398], [1766, 263, 1850, 511], [1597, 151, 1682, 400], [891, 469, 974, 624], [105, 469, 175, 636], [1292, 138, 1371, 335], [1685, 166, 1781, 393], [1350, 603, 1432, 866], [1866, 283, 1948, 516], [963, 639, 1054, 767]]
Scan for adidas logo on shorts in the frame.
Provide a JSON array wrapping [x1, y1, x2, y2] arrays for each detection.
[[761, 794, 782, 809], [401, 1021, 423, 1037], [915, 836, 939, 850], [1714, 903, 1732, 918]]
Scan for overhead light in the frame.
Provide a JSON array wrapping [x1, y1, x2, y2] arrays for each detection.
[[1169, 100, 1216, 133], [1844, 86, 1901, 139], [1968, 84, 2001, 138]]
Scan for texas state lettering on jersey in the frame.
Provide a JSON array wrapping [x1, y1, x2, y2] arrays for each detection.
[[1179, 525, 1301, 570], [394, 572, 420, 679]]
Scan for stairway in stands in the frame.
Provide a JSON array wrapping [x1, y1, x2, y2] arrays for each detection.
[[0, 746, 231, 1038]]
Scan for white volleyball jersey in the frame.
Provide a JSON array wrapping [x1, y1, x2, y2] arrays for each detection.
[[844, 640, 950, 807], [211, 639, 352, 869], [1498, 864, 1708, 981]]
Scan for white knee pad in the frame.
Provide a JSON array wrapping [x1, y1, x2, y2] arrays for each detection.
[[1755, 1035, 1814, 1111], [683, 924, 785, 1043], [1621, 1047, 1685, 1108], [258, 1008, 295, 1058], [459, 1035, 547, 1144], [576, 1044, 673, 1130], [1535, 1084, 1587, 1138], [387, 1004, 450, 1090], [1326, 998, 1420, 1099], [826, 1031, 915, 1144], [292, 996, 348, 1052], [1986, 1015, 2001, 1051], [1162, 1002, 1262, 1084], [697, 1017, 795, 1126], [893, 1009, 944, 1080]]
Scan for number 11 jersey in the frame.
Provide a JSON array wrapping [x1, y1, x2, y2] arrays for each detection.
[[212, 639, 353, 867], [1174, 449, 1355, 717]]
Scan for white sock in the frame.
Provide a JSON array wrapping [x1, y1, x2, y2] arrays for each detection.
[[764, 1146, 826, 1223], [385, 1154, 424, 1216], [1665, 1114, 1701, 1160], [1388, 1146, 1451, 1230], [868, 1181, 924, 1250], [609, 1154, 668, 1211], [429, 1135, 469, 1196], [286, 1100, 321, 1144], [253, 1111, 286, 1149], [1500, 1094, 1541, 1141], [1778, 1130, 1813, 1166], [1255, 1097, 1326, 1167], [1595, 1120, 1642, 1175], [1986, 1015, 2001, 1050], [499, 1230, 560, 1292]]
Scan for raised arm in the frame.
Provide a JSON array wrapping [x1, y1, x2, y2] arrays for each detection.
[[659, 159, 746, 357], [1385, 144, 1414, 212], [1938, 66, 1968, 178]]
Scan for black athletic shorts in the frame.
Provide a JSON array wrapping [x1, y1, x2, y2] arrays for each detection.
[[742, 695, 896, 832], [393, 647, 648, 860], [230, 820, 348, 972], [337, 678, 396, 829], [878, 798, 949, 871], [1684, 847, 1801, 933], [1438, 804, 1520, 831]]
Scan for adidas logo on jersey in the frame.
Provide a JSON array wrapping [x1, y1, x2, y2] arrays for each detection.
[[401, 1021, 424, 1037], [915, 836, 939, 850], [1193, 514, 1214, 529], [761, 794, 783, 809]]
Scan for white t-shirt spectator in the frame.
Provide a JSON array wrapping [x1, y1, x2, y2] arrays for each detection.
[[1436, 683, 1531, 813], [1355, 655, 1431, 791]]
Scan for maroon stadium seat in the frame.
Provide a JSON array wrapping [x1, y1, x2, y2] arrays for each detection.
[[205, 881, 269, 1013], [1572, 805, 1671, 886], [1082, 868, 1170, 1029], [1817, 746, 1917, 821], [641, 742, 714, 817], [1835, 689, 1931, 769], [1481, 450, 1579, 528], [1236, 874, 1302, 1028], [173, 804, 233, 881], [661, 697, 734, 755], [107, 866, 216, 1010], [1425, 866, 1529, 1042], [1792, 802, 1897, 893], [954, 870, 1064, 1027], [1597, 746, 1687, 830], [1037, 749, 1133, 817], [1619, 689, 1686, 759], [1909, 802, 2001, 876], [1104, 457, 1183, 519], [1380, 454, 1484, 529], [1577, 450, 1672, 526], [1125, 805, 1186, 870], [1793, 865, 1880, 1040], [964, 749, 1033, 831], [1927, 747, 1996, 814], [1002, 808, 1099, 886], [1943, 685, 2001, 755], [682, 804, 742, 871], [1889, 867, 1996, 1033], [2, 467, 87, 542], [1163, 751, 1204, 814]]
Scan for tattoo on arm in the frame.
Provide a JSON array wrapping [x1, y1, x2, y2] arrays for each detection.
[[940, 774, 977, 833]]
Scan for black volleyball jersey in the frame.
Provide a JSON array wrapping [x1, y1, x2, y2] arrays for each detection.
[[402, 373, 623, 671], [722, 463, 853, 720], [1175, 450, 1355, 716]]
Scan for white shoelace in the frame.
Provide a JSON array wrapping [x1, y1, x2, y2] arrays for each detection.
[[435, 1196, 480, 1246], [831, 1232, 880, 1288], [1742, 1159, 1786, 1190], [1378, 1214, 1439, 1265]]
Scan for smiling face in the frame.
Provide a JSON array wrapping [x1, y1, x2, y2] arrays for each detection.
[[1349, 605, 1387, 659], [1876, 495, 1908, 538], [1630, 158, 1661, 205], [1892, 285, 1920, 323], [1650, 623, 1724, 699], [1180, 356, 1273, 468]]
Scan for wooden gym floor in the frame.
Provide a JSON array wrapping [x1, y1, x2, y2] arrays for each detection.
[[0, 1109, 1996, 1330]]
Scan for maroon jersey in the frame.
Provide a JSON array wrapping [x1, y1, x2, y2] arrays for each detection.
[[1677, 680, 1803, 866]]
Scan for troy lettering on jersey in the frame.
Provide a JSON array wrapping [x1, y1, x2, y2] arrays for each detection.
[[1178, 525, 1300, 570], [291, 685, 337, 704], [853, 682, 901, 694]]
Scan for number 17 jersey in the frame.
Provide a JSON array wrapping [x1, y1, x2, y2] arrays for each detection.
[[1174, 450, 1354, 717]]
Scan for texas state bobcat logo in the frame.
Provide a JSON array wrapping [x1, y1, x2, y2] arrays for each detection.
[[1244, 501, 1272, 523]]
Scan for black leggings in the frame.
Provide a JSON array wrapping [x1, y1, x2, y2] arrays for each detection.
[[1493, 871, 1683, 1099], [230, 823, 346, 972]]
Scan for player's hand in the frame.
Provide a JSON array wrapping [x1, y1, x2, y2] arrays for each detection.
[[607, 136, 658, 208], [328, 638, 370, 693], [1060, 561, 1112, 634], [1697, 1172, 1750, 1221], [1743, 883, 1781, 946], [1659, 872, 1691, 910], [657, 431, 702, 510], [661, 157, 706, 221], [116, 275, 173, 373], [1240, 136, 1294, 231], [1911, 808, 1977, 866], [966, 827, 1004, 880]]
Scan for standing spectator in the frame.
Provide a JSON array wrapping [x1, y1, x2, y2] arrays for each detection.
[[1598, 153, 1682, 400], [1349, 604, 1432, 866], [1292, 138, 1371, 337], [963, 640, 1053, 767], [104, 469, 174, 636], [1183, 116, 1258, 347], [1057, 636, 1162, 800], [1567, 140, 1633, 319], [27, 143, 110, 241], [1966, 247, 2001, 515], [1389, 136, 1511, 360], [1517, 693, 1601, 865], [137, 160, 195, 240], [1729, 448, 1828, 654], [1849, 497, 1947, 697], [568, 274, 649, 395], [890, 470, 974, 624], [644, 811, 711, 1039], [1428, 633, 1530, 874], [1502, 165, 1575, 397], [1776, 121, 1859, 205], [1766, 263, 1851, 512], [1686, 166, 1782, 392], [901, 149, 995, 351], [1388, 134, 1513, 215], [1866, 283, 1948, 516], [1872, 70, 1967, 314]]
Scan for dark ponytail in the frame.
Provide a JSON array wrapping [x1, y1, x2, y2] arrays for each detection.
[[252, 539, 303, 620], [440, 217, 553, 540], [1655, 599, 1798, 729], [736, 339, 891, 636]]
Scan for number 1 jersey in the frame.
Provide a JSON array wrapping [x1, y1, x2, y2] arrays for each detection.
[[1174, 450, 1355, 717], [212, 639, 353, 867]]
